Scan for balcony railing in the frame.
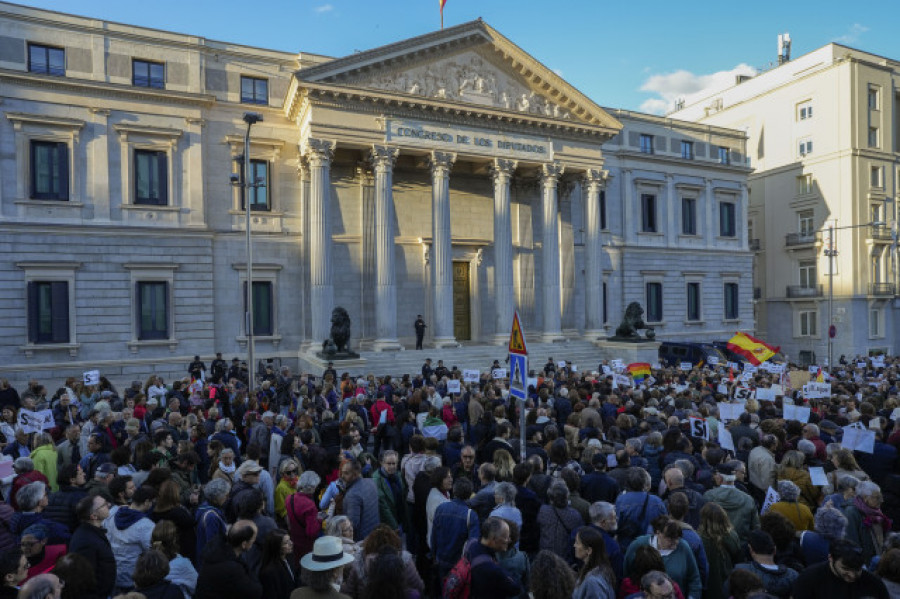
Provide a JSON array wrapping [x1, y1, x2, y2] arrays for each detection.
[[749, 238, 761, 251], [869, 282, 896, 296], [785, 232, 821, 246], [786, 284, 823, 298], [869, 225, 893, 241]]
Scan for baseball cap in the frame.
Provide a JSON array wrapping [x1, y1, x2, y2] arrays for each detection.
[[96, 463, 117, 476]]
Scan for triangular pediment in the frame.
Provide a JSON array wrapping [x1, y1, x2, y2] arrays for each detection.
[[294, 20, 620, 132]]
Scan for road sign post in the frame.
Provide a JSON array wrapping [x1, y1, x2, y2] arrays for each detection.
[[508, 311, 528, 462]]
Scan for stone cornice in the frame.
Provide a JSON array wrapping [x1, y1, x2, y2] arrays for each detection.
[[0, 69, 217, 108], [289, 82, 619, 143]]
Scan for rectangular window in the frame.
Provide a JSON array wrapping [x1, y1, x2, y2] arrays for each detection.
[[241, 76, 268, 105], [639, 134, 654, 154], [871, 166, 883, 188], [799, 310, 817, 337], [798, 138, 813, 156], [646, 282, 663, 322], [28, 44, 65, 76], [244, 160, 270, 211], [27, 281, 69, 344], [798, 210, 815, 237], [724, 283, 739, 320], [599, 190, 607, 230], [718, 146, 730, 164], [245, 281, 274, 336], [868, 127, 879, 148], [30, 141, 69, 201], [641, 194, 657, 232], [871, 204, 883, 225], [798, 101, 813, 121], [602, 281, 608, 324], [870, 309, 881, 337], [133, 59, 165, 89], [686, 282, 701, 321], [681, 140, 694, 160], [797, 174, 813, 195], [868, 87, 880, 110], [134, 150, 168, 205], [681, 197, 697, 235], [799, 259, 817, 288], [719, 202, 736, 237], [137, 282, 168, 340]]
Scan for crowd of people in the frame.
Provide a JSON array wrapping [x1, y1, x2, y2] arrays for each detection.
[[0, 351, 899, 599]]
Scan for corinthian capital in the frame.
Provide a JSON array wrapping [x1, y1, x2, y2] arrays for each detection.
[[583, 168, 611, 190], [302, 138, 335, 167], [490, 159, 518, 182], [428, 151, 456, 177], [370, 145, 400, 171], [540, 162, 565, 187]]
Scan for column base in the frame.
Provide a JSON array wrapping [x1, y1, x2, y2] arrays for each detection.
[[541, 332, 567, 343], [584, 329, 607, 343], [492, 333, 510, 346], [372, 338, 404, 352], [432, 336, 460, 349]]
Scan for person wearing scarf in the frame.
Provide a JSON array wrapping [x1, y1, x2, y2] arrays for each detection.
[[845, 480, 893, 564]]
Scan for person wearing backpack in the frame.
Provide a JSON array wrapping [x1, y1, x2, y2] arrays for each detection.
[[614, 468, 667, 552], [446, 516, 520, 599]]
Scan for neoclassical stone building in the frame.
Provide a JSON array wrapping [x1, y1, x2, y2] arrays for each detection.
[[0, 3, 753, 384]]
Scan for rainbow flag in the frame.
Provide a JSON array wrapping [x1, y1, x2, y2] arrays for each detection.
[[726, 332, 779, 366], [627, 362, 652, 382]]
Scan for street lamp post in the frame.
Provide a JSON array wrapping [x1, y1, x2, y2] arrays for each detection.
[[235, 112, 263, 392], [826, 220, 884, 370]]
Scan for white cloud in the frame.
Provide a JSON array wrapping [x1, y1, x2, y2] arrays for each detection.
[[833, 23, 868, 45], [553, 68, 564, 78], [314, 4, 333, 14], [638, 63, 757, 115]]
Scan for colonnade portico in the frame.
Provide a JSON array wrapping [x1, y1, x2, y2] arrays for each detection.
[[298, 137, 610, 350]]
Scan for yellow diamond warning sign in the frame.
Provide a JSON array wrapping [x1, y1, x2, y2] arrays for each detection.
[[508, 311, 527, 356]]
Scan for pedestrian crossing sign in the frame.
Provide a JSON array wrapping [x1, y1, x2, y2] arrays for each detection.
[[509, 353, 528, 401], [508, 311, 528, 355]]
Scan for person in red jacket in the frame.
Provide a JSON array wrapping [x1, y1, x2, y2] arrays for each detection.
[[371, 392, 396, 456], [285, 470, 322, 568]]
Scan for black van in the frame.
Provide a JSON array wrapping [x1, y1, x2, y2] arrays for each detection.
[[658, 342, 728, 368]]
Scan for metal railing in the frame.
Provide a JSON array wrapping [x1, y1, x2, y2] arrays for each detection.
[[785, 232, 821, 246], [786, 284, 823, 298], [869, 282, 896, 296], [869, 225, 893, 241]]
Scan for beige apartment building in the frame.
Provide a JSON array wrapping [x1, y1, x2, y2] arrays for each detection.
[[671, 43, 900, 364]]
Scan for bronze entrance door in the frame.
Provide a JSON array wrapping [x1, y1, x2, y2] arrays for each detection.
[[452, 261, 471, 341]]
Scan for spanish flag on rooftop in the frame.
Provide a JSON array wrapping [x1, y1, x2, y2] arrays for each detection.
[[627, 362, 652, 382], [726, 332, 779, 366]]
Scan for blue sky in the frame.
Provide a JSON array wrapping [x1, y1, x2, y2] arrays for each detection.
[[26, 1, 897, 114]]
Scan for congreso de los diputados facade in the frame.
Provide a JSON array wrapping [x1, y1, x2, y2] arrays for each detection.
[[0, 2, 754, 385]]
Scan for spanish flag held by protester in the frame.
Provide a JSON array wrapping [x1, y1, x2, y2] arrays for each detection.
[[627, 362, 652, 382], [439, 0, 448, 28], [726, 332, 779, 366]]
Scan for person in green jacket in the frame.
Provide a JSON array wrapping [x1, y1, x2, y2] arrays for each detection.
[[702, 464, 759, 543], [30, 433, 58, 492], [372, 450, 409, 533], [624, 516, 702, 599]]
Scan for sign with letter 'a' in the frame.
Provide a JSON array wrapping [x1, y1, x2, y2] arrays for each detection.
[[508, 310, 528, 355]]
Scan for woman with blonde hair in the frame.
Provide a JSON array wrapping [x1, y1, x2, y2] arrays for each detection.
[[275, 459, 301, 524], [825, 447, 869, 494], [493, 448, 516, 483], [151, 520, 198, 599], [777, 450, 821, 508], [698, 502, 741, 599]]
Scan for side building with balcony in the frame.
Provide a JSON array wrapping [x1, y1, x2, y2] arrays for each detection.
[[598, 109, 755, 343], [671, 43, 900, 362]]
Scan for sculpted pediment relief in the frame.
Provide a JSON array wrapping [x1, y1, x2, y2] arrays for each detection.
[[349, 51, 572, 119]]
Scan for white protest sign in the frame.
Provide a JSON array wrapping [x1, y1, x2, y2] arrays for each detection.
[[739, 371, 754, 382], [527, 377, 538, 389], [770, 384, 784, 396], [755, 387, 776, 402], [680, 362, 693, 371], [611, 359, 625, 372], [606, 454, 618, 469], [601, 365, 613, 375], [891, 407, 900, 422], [857, 361, 867, 369], [744, 364, 758, 375], [491, 368, 507, 380], [783, 403, 811, 423], [765, 363, 785, 375], [689, 416, 709, 440], [842, 423, 875, 453], [571, 365, 577, 373], [17, 409, 55, 434], [718, 424, 735, 451], [809, 467, 828, 487], [716, 384, 729, 395], [447, 380, 461, 394], [644, 376, 657, 387], [872, 356, 885, 368], [463, 370, 480, 383], [761, 487, 780, 514], [717, 402, 744, 422], [612, 374, 632, 389], [808, 365, 820, 374], [83, 370, 100, 385], [733, 387, 754, 402], [707, 356, 719, 365], [727, 361, 740, 371], [802, 382, 832, 399]]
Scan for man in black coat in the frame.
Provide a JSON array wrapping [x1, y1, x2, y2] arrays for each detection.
[[197, 520, 263, 599], [414, 315, 426, 350], [68, 495, 116, 599]]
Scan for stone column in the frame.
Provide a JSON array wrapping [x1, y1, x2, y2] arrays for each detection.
[[491, 158, 517, 343], [623, 169, 634, 243], [541, 162, 565, 342], [740, 183, 749, 250], [666, 174, 677, 247], [584, 169, 608, 338], [705, 177, 715, 249], [304, 138, 335, 347], [298, 157, 311, 344], [370, 145, 402, 351], [429, 151, 457, 348]]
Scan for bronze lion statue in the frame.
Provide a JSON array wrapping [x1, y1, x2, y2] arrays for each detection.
[[329, 306, 352, 352], [615, 301, 656, 340]]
